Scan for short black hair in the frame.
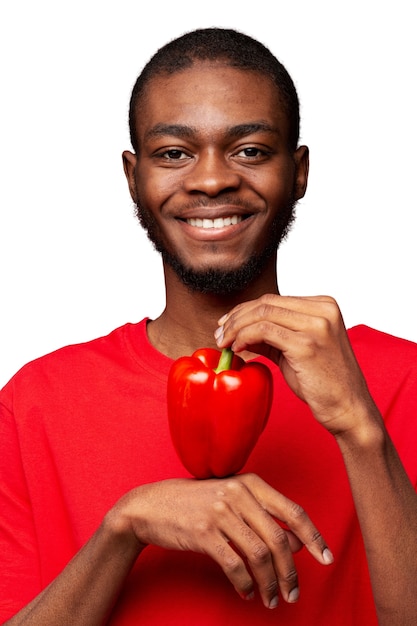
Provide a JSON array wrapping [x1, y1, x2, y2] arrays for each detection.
[[128, 28, 300, 152]]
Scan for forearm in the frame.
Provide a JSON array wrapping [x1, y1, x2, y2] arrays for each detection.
[[5, 511, 144, 626], [336, 405, 417, 626]]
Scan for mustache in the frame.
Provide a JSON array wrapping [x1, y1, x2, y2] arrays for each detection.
[[166, 195, 261, 214]]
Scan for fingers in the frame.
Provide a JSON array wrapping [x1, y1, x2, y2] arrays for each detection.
[[239, 474, 333, 603], [214, 294, 366, 430], [268, 493, 333, 565], [235, 500, 298, 607], [202, 475, 333, 609], [216, 294, 344, 355], [201, 481, 287, 608], [206, 536, 257, 602], [124, 475, 333, 610]]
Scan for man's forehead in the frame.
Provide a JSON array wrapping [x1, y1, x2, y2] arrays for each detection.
[[136, 63, 287, 136], [142, 61, 280, 98]]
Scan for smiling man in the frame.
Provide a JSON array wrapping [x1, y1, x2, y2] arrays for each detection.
[[123, 63, 304, 297], [1, 28, 417, 626]]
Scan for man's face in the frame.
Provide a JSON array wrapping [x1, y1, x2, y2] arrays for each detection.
[[124, 62, 308, 294]]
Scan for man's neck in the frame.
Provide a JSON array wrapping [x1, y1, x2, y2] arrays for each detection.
[[147, 264, 279, 360]]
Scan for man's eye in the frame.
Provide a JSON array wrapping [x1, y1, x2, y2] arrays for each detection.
[[162, 149, 187, 160], [237, 147, 264, 158]]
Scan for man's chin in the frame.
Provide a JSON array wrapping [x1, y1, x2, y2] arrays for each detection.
[[135, 196, 297, 294], [163, 252, 270, 295]]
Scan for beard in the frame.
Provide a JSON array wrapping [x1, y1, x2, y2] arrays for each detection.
[[134, 196, 297, 295]]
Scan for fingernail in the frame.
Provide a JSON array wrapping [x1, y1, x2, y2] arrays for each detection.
[[218, 314, 228, 325], [268, 595, 279, 609], [214, 326, 224, 344], [322, 548, 334, 564], [288, 587, 299, 603]]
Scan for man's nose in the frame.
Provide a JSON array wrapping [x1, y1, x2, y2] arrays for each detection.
[[183, 151, 241, 196]]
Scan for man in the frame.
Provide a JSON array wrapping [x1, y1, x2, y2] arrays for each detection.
[[1, 28, 417, 625]]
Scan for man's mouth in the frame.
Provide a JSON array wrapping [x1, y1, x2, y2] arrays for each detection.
[[185, 215, 245, 229]]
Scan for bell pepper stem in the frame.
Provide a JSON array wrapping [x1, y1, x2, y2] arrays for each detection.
[[214, 347, 234, 373]]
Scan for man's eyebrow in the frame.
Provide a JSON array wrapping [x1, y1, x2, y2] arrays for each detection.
[[145, 124, 197, 141], [225, 122, 280, 139], [144, 121, 280, 141]]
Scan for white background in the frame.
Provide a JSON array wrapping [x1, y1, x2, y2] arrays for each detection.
[[1, 1, 416, 387]]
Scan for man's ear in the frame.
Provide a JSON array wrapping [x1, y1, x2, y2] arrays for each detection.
[[122, 150, 137, 202], [293, 145, 309, 200]]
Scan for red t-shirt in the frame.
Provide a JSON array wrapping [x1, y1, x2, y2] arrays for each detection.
[[1, 320, 417, 624]]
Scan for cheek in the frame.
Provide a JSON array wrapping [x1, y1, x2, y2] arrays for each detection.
[[258, 180, 294, 215], [136, 169, 178, 211], [272, 170, 297, 207], [251, 162, 295, 200]]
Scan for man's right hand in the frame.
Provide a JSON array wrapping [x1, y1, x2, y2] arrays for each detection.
[[107, 473, 333, 609]]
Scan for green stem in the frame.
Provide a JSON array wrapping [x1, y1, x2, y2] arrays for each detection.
[[214, 347, 234, 373]]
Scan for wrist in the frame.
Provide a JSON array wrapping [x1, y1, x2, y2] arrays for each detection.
[[333, 400, 386, 454], [101, 503, 147, 559]]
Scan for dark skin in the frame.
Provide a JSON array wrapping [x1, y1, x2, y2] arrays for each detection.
[[6, 61, 417, 625], [124, 63, 308, 358]]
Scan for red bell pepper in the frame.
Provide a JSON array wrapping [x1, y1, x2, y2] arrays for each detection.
[[167, 347, 273, 479]]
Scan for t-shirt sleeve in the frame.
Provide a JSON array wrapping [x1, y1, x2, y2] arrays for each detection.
[[0, 393, 42, 621]]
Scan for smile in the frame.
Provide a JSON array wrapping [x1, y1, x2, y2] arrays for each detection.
[[186, 215, 244, 229]]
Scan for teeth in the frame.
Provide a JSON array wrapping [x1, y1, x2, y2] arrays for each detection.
[[187, 215, 243, 228]]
